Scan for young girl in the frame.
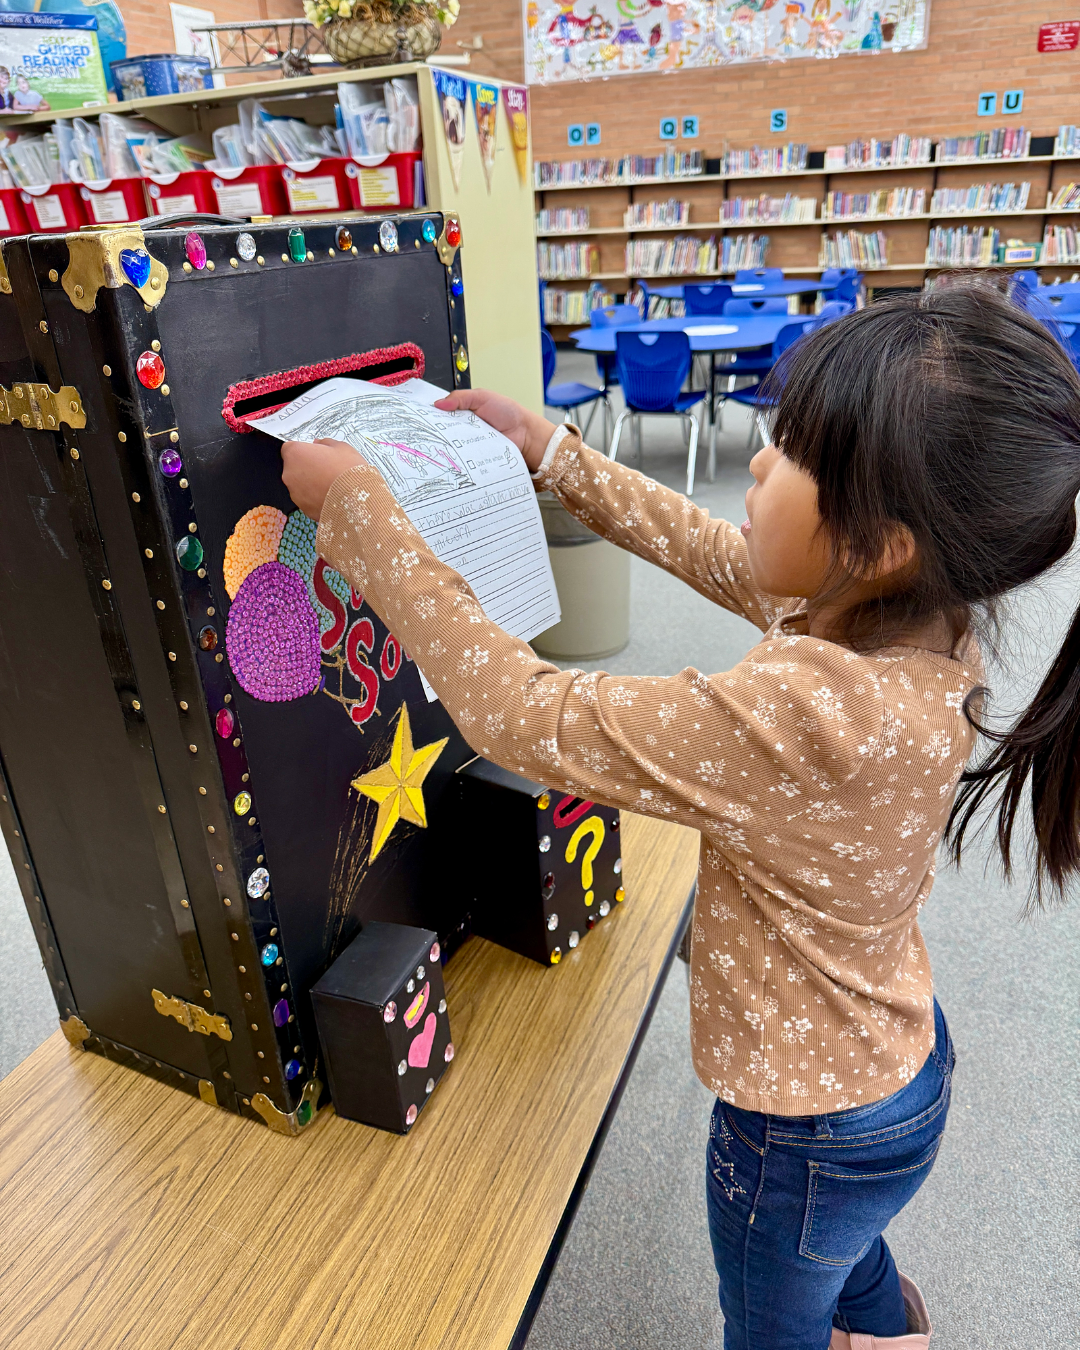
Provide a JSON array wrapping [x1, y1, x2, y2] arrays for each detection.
[[281, 283, 1080, 1349]]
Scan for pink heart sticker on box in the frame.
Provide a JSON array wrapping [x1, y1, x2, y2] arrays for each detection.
[[407, 1012, 437, 1069]]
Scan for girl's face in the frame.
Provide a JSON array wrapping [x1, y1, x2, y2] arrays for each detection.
[[742, 442, 831, 598]]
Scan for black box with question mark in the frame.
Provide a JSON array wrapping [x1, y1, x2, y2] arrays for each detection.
[[450, 758, 624, 966], [311, 921, 453, 1134]]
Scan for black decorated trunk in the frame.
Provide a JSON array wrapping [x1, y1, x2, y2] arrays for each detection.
[[0, 213, 474, 1134], [451, 758, 625, 966]]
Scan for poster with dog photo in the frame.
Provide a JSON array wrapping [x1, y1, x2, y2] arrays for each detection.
[[433, 67, 467, 190]]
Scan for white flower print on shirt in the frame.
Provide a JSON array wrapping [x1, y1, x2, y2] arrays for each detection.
[[658, 702, 678, 728], [866, 865, 910, 899], [795, 866, 833, 888], [810, 686, 851, 722], [698, 760, 726, 787], [922, 731, 952, 762], [607, 684, 637, 708]]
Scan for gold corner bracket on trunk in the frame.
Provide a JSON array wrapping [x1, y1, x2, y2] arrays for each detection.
[[61, 227, 169, 313], [60, 1015, 91, 1046], [436, 213, 462, 266], [251, 1078, 323, 1136]]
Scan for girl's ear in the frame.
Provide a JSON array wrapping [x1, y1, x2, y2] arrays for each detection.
[[873, 523, 917, 581]]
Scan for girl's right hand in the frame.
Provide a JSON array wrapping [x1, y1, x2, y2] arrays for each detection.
[[433, 388, 558, 473]]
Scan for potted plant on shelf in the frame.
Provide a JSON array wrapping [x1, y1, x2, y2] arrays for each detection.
[[304, 0, 460, 65]]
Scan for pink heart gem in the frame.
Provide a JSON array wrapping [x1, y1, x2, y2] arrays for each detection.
[[407, 1012, 437, 1069]]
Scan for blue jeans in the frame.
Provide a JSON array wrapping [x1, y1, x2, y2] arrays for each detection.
[[706, 999, 954, 1350]]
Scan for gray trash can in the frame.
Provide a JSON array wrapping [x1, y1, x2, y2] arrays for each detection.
[[532, 494, 631, 660]]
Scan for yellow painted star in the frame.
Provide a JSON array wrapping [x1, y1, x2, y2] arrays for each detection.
[[351, 703, 449, 863]]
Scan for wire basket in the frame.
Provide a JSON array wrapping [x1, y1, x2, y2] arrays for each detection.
[[323, 3, 441, 66]]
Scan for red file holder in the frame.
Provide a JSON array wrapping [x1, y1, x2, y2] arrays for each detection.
[[281, 157, 355, 214], [345, 152, 422, 212], [145, 170, 218, 217], [19, 183, 88, 232], [208, 164, 289, 219], [77, 176, 149, 225], [0, 188, 30, 236]]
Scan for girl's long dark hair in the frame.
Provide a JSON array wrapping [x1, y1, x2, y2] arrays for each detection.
[[762, 281, 1080, 905]]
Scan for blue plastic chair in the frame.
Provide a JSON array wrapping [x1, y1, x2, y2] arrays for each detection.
[[683, 282, 734, 315], [590, 304, 641, 393], [1043, 290, 1080, 313], [820, 268, 863, 305], [1012, 270, 1040, 291], [542, 329, 607, 440], [722, 296, 789, 315], [724, 322, 812, 452], [735, 268, 784, 284], [609, 331, 706, 494], [804, 299, 855, 330]]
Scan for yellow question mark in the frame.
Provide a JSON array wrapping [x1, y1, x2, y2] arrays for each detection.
[[565, 815, 605, 908]]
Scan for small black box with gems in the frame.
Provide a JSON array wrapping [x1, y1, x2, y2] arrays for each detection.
[[311, 921, 453, 1134], [450, 758, 624, 967]]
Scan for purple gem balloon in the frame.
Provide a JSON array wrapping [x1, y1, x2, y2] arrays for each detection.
[[158, 447, 182, 478], [226, 561, 321, 702]]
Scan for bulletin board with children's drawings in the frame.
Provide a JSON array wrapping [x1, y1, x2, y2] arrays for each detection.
[[523, 0, 930, 84]]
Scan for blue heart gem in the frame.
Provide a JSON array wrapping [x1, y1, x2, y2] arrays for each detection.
[[119, 248, 151, 289]]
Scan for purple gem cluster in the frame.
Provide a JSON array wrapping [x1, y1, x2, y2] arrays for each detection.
[[225, 562, 321, 702]]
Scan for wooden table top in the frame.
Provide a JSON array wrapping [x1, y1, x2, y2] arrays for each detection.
[[0, 814, 699, 1350]]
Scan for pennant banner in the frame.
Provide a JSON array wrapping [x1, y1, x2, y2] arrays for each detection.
[[433, 67, 468, 191], [502, 85, 529, 187], [471, 81, 499, 192]]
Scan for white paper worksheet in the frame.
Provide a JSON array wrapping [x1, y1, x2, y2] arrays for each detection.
[[249, 377, 561, 696]]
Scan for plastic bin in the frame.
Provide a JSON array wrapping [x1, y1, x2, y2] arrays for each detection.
[[77, 176, 149, 225], [146, 171, 218, 217], [281, 158, 354, 215], [345, 152, 422, 211], [531, 495, 630, 660], [0, 188, 30, 236], [19, 183, 88, 233], [208, 164, 289, 219], [111, 53, 213, 101]]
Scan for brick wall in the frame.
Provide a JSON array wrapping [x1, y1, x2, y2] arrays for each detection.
[[120, 0, 305, 69], [452, 0, 1080, 157]]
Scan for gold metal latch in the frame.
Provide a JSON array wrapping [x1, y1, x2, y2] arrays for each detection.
[[0, 383, 86, 431], [151, 988, 233, 1041]]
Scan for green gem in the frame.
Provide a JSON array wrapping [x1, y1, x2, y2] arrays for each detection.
[[176, 534, 204, 571], [288, 228, 306, 263], [296, 1100, 312, 1126]]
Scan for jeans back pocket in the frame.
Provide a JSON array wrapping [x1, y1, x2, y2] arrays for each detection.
[[799, 1134, 943, 1266]]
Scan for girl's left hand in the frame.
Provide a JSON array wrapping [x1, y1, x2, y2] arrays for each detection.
[[281, 437, 367, 521]]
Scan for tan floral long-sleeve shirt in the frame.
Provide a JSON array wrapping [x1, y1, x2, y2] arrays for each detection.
[[316, 427, 980, 1115]]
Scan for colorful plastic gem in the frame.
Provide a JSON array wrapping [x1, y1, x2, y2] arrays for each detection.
[[285, 1058, 302, 1080], [159, 447, 183, 478], [383, 1001, 397, 1023], [611, 816, 620, 832], [406, 978, 415, 994], [599, 900, 611, 917], [236, 232, 256, 261], [537, 792, 550, 810], [425, 1077, 434, 1094], [273, 998, 290, 1027], [422, 219, 437, 242], [234, 790, 252, 816], [184, 232, 206, 270], [438, 998, 447, 1014], [198, 625, 218, 652], [451, 276, 463, 297], [120, 247, 152, 288], [248, 867, 270, 898], [568, 930, 580, 948], [288, 227, 306, 262], [416, 964, 425, 981], [405, 1103, 418, 1126], [215, 707, 235, 739], [614, 857, 623, 874], [538, 835, 551, 853], [455, 346, 469, 372], [136, 350, 166, 389], [445, 218, 461, 247], [429, 941, 440, 963], [260, 942, 279, 965], [296, 1100, 313, 1126], [550, 947, 562, 965], [175, 534, 203, 571], [586, 915, 596, 930], [542, 871, 555, 898], [379, 220, 398, 253], [397, 1059, 407, 1076], [444, 1042, 454, 1062], [615, 886, 626, 903], [336, 226, 353, 251], [546, 913, 558, 932]]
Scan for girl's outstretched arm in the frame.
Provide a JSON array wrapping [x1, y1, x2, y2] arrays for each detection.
[[435, 389, 790, 632]]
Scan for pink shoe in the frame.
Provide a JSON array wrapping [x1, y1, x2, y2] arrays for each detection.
[[828, 1274, 932, 1350]]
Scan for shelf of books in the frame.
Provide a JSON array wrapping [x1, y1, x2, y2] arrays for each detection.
[[537, 127, 1080, 329]]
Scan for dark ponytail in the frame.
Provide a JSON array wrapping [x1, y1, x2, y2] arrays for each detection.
[[764, 277, 1080, 904], [948, 605, 1080, 907]]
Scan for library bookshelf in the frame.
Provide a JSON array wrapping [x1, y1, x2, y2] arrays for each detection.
[[535, 137, 1080, 330]]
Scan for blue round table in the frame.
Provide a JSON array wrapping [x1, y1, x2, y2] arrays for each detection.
[[645, 278, 841, 301], [569, 314, 814, 353]]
